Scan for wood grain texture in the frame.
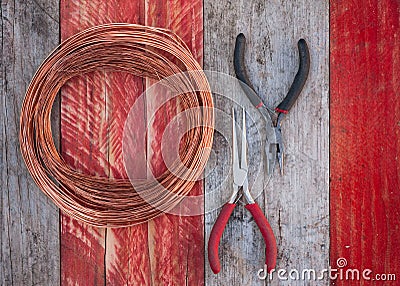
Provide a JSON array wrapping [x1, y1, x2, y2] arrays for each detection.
[[60, 70, 108, 285], [60, 0, 204, 285], [204, 0, 329, 285], [0, 0, 60, 285], [330, 1, 400, 285], [1, 0, 336, 285], [104, 70, 151, 285], [97, 2, 151, 286], [60, 1, 113, 284], [145, 1, 204, 285], [60, 1, 148, 285]]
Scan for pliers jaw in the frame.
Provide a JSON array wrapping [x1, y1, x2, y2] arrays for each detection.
[[266, 137, 284, 176], [274, 130, 284, 176], [265, 112, 285, 176], [274, 113, 285, 175], [229, 107, 255, 205]]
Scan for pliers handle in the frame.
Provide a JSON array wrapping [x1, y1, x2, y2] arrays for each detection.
[[208, 202, 277, 274], [234, 33, 310, 117], [208, 108, 277, 274]]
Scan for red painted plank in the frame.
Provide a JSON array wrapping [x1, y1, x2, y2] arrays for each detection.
[[61, 0, 204, 285], [60, 0, 110, 280], [60, 71, 108, 284], [104, 71, 151, 285], [95, 2, 152, 286], [60, 1, 149, 285], [330, 1, 400, 285], [145, 0, 204, 285]]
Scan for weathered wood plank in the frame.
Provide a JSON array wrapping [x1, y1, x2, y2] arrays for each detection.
[[60, 71, 107, 284], [0, 0, 60, 285], [104, 71, 151, 285], [330, 1, 400, 285], [145, 0, 205, 285], [204, 1, 329, 285], [60, 1, 151, 285], [60, 0, 205, 285], [98, 2, 151, 285], [60, 0, 110, 284]]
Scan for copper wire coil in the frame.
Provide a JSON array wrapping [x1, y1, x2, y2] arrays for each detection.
[[19, 23, 214, 227]]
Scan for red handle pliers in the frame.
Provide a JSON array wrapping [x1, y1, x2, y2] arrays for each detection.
[[207, 107, 277, 274]]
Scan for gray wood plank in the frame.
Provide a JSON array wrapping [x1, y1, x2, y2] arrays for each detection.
[[1, 0, 60, 285], [204, 1, 329, 285]]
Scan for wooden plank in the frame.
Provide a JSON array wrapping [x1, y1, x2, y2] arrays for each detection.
[[60, 0, 204, 285], [0, 0, 60, 285], [104, 72, 151, 285], [145, 0, 205, 285], [330, 1, 400, 285], [204, 0, 329, 285], [96, 3, 152, 286], [60, 1, 110, 285], [60, 1, 151, 285], [60, 70, 107, 283]]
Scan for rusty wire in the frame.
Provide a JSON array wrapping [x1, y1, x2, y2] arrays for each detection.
[[19, 23, 214, 227]]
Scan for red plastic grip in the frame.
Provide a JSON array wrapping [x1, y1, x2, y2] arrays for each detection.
[[256, 102, 264, 109], [208, 203, 236, 274], [245, 203, 277, 272], [275, 107, 289, 114]]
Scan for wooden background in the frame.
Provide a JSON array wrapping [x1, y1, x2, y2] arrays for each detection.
[[1, 0, 399, 286], [204, 1, 328, 285]]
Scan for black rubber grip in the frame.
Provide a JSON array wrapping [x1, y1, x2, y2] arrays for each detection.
[[234, 33, 265, 109], [275, 39, 310, 113]]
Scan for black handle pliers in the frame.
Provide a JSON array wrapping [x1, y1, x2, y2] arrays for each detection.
[[234, 33, 310, 175]]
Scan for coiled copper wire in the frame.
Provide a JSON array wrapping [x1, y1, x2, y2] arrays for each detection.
[[19, 23, 214, 227]]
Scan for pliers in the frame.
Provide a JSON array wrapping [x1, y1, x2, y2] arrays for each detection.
[[208, 107, 277, 274], [234, 33, 310, 175]]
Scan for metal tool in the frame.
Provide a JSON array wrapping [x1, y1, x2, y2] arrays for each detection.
[[234, 33, 310, 175], [208, 107, 277, 274]]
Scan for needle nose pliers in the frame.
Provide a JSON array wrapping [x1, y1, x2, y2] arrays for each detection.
[[234, 33, 310, 175], [208, 107, 277, 274]]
